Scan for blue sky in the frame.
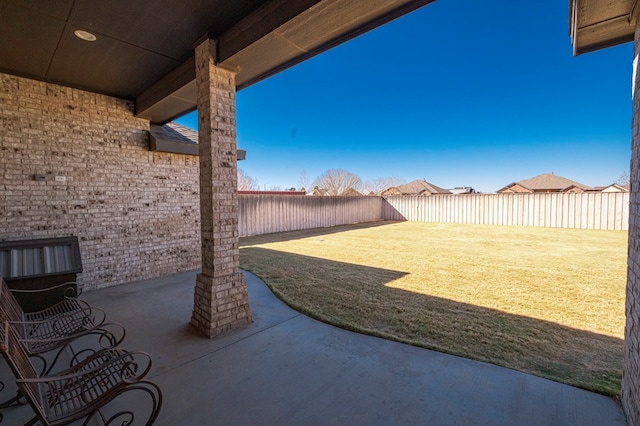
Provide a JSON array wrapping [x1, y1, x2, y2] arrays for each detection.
[[176, 0, 633, 193]]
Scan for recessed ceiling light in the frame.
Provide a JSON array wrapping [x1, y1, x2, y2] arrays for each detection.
[[74, 30, 97, 42]]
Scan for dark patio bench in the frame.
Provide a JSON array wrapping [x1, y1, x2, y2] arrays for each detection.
[[0, 237, 83, 313], [0, 320, 162, 425]]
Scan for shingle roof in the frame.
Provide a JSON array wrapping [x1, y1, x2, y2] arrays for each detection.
[[150, 122, 198, 145], [384, 179, 451, 195], [593, 183, 630, 192], [515, 173, 592, 191], [341, 188, 362, 196], [150, 122, 247, 160], [449, 187, 475, 195], [312, 187, 362, 196]]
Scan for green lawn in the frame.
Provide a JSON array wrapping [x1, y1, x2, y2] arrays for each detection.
[[239, 221, 627, 396]]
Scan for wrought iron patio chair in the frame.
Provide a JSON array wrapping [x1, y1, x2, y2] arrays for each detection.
[[0, 278, 122, 373], [0, 278, 125, 408], [0, 321, 162, 425]]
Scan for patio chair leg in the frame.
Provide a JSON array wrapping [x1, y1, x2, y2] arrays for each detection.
[[85, 381, 163, 426], [0, 387, 26, 409], [24, 415, 39, 426]]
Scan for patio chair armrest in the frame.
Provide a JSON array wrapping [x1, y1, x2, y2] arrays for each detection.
[[23, 300, 107, 328], [9, 281, 82, 298]]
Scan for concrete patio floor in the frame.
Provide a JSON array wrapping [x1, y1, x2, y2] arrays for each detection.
[[1, 270, 627, 425]]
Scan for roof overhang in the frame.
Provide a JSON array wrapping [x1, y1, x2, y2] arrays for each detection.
[[0, 0, 435, 124], [569, 0, 636, 55], [137, 0, 436, 123]]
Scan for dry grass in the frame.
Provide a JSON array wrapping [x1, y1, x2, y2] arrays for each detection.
[[239, 221, 627, 396]]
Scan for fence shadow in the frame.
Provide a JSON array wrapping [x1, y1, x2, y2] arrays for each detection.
[[240, 246, 624, 397]]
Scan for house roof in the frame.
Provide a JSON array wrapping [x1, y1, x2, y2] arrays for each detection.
[[449, 187, 475, 195], [385, 179, 451, 195], [501, 173, 592, 192], [341, 188, 363, 196], [312, 187, 329, 196], [149, 122, 246, 159], [593, 183, 630, 192], [151, 122, 198, 145], [517, 173, 591, 191], [569, 0, 635, 55], [312, 187, 361, 196], [0, 0, 434, 124]]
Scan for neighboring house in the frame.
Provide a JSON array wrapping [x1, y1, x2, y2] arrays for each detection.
[[341, 188, 363, 196], [312, 186, 330, 196], [497, 173, 592, 194], [381, 179, 451, 196], [449, 187, 476, 195], [311, 186, 361, 196], [592, 183, 630, 193]]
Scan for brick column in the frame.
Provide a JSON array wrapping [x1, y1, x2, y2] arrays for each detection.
[[623, 23, 640, 426], [191, 38, 251, 338]]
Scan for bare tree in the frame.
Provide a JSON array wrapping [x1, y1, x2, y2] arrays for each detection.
[[299, 170, 310, 192], [362, 176, 405, 195], [238, 168, 259, 190], [617, 171, 631, 186], [312, 168, 362, 195]]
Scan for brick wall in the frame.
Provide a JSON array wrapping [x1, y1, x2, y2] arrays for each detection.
[[0, 73, 201, 289], [623, 24, 640, 426]]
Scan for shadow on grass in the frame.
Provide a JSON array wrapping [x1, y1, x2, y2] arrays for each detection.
[[241, 220, 404, 245], [240, 246, 624, 397]]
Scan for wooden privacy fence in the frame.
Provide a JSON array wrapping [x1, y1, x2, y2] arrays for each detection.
[[382, 192, 630, 231], [239, 195, 383, 237], [238, 192, 629, 237]]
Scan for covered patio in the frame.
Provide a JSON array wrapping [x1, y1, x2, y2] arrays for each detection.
[[0, 271, 627, 425], [0, 0, 435, 337]]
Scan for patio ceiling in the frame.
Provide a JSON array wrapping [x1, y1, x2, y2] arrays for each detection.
[[0, 0, 434, 124], [569, 0, 636, 55]]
